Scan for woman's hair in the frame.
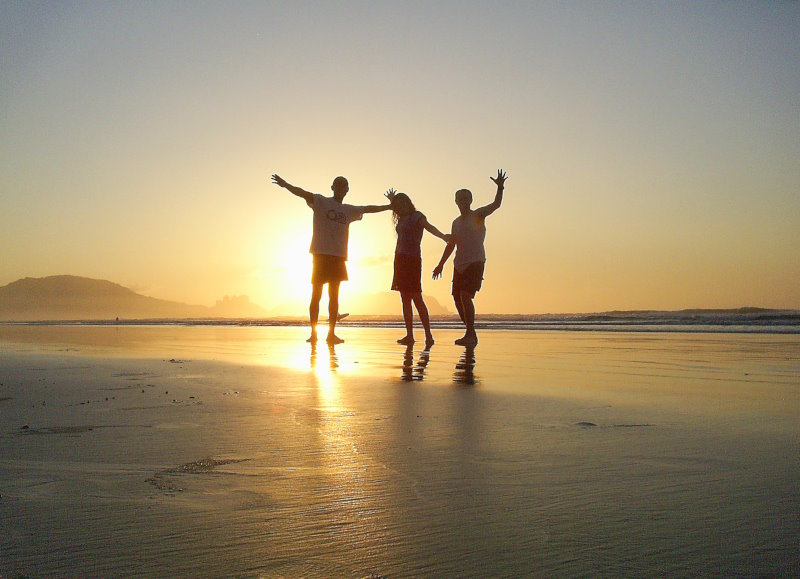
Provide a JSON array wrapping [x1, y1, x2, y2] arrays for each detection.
[[391, 193, 416, 229]]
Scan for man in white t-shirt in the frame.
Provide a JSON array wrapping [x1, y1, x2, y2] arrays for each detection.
[[272, 174, 391, 344], [433, 169, 507, 347]]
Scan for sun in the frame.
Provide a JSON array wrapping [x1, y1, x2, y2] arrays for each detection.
[[278, 238, 313, 297], [253, 228, 313, 315]]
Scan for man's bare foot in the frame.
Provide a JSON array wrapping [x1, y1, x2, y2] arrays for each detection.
[[307, 333, 318, 343], [424, 335, 435, 348], [397, 335, 415, 345], [326, 334, 344, 345], [455, 334, 478, 347]]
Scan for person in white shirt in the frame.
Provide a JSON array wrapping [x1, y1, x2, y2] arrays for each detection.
[[433, 169, 507, 347], [271, 174, 391, 344]]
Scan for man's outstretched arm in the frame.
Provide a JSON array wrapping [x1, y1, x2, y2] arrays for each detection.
[[271, 174, 314, 204], [432, 238, 456, 279], [361, 203, 392, 214], [475, 169, 507, 218]]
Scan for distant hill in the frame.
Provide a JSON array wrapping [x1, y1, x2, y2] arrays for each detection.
[[0, 275, 268, 321], [354, 291, 452, 316]]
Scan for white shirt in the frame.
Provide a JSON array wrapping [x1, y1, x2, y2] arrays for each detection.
[[308, 194, 365, 259], [452, 211, 486, 271]]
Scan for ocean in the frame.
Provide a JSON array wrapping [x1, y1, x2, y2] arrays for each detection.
[[8, 308, 798, 333]]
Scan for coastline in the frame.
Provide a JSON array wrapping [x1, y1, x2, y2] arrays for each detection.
[[2, 306, 799, 335]]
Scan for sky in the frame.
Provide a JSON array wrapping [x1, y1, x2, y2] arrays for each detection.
[[2, 1, 798, 315]]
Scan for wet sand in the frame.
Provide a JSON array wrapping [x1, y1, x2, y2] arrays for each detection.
[[1, 325, 798, 577]]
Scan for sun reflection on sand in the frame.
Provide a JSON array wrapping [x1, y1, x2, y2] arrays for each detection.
[[306, 342, 384, 545], [310, 343, 340, 406]]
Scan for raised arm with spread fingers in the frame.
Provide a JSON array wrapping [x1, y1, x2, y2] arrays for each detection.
[[474, 169, 507, 219]]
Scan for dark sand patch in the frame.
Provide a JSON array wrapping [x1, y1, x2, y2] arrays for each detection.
[[17, 424, 151, 436], [146, 457, 250, 493], [19, 425, 97, 435], [576, 422, 653, 429]]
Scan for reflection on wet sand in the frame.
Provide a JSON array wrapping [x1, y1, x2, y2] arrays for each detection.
[[401, 344, 431, 382], [310, 342, 339, 373], [453, 346, 477, 385]]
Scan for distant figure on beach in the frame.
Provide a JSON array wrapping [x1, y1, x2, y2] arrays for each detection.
[[271, 174, 391, 344], [433, 169, 507, 347], [386, 189, 450, 347]]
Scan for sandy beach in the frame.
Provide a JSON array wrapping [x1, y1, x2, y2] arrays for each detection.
[[0, 325, 797, 577]]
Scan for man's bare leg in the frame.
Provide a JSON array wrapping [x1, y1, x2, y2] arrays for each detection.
[[453, 294, 466, 324], [397, 292, 415, 344], [455, 290, 478, 346], [327, 281, 344, 344], [308, 283, 324, 343]]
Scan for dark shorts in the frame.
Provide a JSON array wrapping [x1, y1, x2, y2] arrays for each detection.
[[391, 253, 422, 293], [452, 261, 485, 297], [312, 254, 348, 285]]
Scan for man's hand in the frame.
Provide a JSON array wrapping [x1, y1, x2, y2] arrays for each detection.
[[271, 174, 288, 188], [490, 169, 507, 188], [384, 188, 397, 203], [432, 264, 444, 280]]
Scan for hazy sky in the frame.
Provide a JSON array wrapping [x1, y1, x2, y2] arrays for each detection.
[[2, 1, 798, 314]]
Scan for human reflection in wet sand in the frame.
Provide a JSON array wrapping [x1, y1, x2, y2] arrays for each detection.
[[310, 342, 339, 372], [453, 346, 477, 385], [400, 344, 431, 382]]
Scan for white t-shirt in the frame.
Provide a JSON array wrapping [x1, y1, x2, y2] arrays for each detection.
[[452, 211, 486, 271], [308, 194, 365, 259]]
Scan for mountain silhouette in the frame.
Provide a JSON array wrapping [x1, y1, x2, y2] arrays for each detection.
[[0, 275, 267, 321]]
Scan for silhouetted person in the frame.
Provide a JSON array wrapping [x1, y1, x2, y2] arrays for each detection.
[[272, 174, 391, 344], [433, 169, 507, 346], [386, 189, 450, 346]]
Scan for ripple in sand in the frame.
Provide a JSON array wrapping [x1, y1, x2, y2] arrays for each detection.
[[146, 457, 251, 493], [575, 422, 653, 429], [19, 425, 96, 435]]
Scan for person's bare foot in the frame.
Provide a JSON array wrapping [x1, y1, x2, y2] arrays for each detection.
[[307, 332, 318, 343], [455, 334, 477, 347], [326, 334, 344, 345], [397, 335, 415, 345], [424, 335, 435, 348]]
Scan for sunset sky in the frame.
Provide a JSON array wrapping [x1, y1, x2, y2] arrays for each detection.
[[2, 1, 798, 315]]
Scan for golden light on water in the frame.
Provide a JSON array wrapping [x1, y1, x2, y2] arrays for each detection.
[[307, 341, 376, 538], [310, 343, 340, 402]]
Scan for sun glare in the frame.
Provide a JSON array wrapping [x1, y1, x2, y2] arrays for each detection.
[[273, 232, 313, 309]]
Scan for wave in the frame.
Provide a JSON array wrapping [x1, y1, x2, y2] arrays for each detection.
[[5, 308, 799, 334]]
